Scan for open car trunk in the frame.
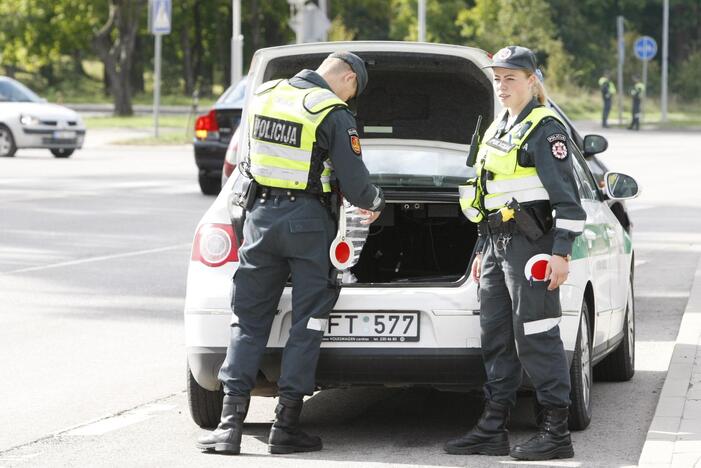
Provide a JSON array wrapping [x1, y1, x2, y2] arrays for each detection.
[[262, 50, 494, 144], [261, 47, 491, 285], [350, 193, 479, 285]]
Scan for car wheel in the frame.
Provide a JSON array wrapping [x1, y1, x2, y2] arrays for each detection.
[[569, 302, 593, 430], [0, 125, 17, 157], [51, 148, 75, 158], [187, 364, 223, 429], [199, 173, 221, 195], [595, 275, 635, 381]]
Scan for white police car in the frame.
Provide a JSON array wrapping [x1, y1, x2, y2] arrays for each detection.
[[0, 77, 86, 158], [184, 42, 639, 431]]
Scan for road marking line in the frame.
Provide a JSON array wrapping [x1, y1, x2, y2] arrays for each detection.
[[635, 260, 648, 268], [64, 403, 177, 436], [1, 243, 191, 275]]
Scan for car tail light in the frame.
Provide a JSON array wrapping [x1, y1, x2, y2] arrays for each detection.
[[195, 110, 219, 140], [191, 223, 238, 267]]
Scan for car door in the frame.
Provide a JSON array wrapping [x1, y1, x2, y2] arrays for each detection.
[[570, 148, 618, 352]]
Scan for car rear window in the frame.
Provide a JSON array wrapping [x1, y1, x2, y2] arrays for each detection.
[[262, 51, 493, 145], [217, 77, 247, 107], [362, 145, 475, 189]]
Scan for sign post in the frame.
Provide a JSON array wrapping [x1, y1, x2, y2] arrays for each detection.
[[149, 0, 172, 138], [616, 16, 625, 125], [634, 36, 657, 124]]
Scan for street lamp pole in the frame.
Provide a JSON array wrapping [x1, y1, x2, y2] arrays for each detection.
[[231, 0, 243, 86], [661, 0, 669, 122], [418, 0, 426, 42]]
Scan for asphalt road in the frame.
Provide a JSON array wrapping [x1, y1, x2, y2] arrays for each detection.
[[1, 125, 700, 467]]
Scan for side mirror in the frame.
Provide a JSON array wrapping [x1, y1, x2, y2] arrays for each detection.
[[604, 172, 640, 200], [583, 134, 608, 156]]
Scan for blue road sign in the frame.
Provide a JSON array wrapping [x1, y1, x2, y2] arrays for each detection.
[[634, 36, 657, 61], [149, 0, 172, 35]]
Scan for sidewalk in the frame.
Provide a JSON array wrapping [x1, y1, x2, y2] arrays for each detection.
[[639, 256, 701, 467]]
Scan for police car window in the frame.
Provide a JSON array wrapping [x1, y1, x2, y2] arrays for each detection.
[[570, 149, 598, 200]]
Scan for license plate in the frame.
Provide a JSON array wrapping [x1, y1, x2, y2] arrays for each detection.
[[323, 312, 420, 342], [54, 131, 75, 139]]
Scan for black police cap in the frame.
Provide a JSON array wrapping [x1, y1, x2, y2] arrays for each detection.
[[484, 46, 538, 73], [328, 51, 368, 97]]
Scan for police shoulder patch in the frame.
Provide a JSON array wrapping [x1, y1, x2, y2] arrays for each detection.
[[347, 128, 361, 155]]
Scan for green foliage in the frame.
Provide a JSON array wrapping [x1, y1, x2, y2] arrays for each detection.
[[455, 0, 571, 87], [1, 0, 700, 106], [672, 49, 701, 101], [389, 0, 470, 44]]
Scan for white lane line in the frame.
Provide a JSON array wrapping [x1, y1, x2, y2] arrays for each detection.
[[1, 243, 191, 275], [64, 403, 177, 436], [635, 260, 648, 268]]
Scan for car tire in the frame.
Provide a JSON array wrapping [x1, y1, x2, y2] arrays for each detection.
[[569, 302, 593, 431], [595, 276, 635, 381], [187, 364, 223, 429], [199, 173, 221, 195], [0, 125, 17, 157], [51, 148, 74, 158]]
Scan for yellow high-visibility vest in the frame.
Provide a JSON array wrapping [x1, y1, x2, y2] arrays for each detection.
[[248, 79, 347, 192], [459, 107, 565, 223]]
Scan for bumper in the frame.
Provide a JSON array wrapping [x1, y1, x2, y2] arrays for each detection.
[[194, 140, 228, 175], [18, 128, 85, 149], [188, 347, 487, 392], [187, 347, 577, 393]]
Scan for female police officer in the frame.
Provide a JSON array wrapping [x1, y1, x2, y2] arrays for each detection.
[[445, 46, 586, 461]]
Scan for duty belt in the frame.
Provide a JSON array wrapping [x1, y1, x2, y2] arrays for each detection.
[[478, 219, 518, 237], [256, 185, 327, 203]]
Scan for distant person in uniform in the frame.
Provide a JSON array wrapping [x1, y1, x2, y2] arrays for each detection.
[[598, 71, 615, 128], [628, 76, 644, 131], [196, 51, 384, 456]]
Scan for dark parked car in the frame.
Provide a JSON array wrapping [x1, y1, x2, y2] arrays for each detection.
[[193, 77, 247, 195]]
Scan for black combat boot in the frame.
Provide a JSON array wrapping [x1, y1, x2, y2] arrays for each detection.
[[444, 400, 511, 455], [510, 406, 574, 460], [268, 397, 322, 454], [196, 395, 249, 454]]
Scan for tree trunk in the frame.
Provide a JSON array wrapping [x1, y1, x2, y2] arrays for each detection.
[[131, 35, 145, 94], [181, 0, 195, 95], [193, 0, 203, 94], [92, 0, 145, 116]]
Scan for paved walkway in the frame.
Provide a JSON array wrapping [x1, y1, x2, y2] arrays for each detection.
[[639, 256, 701, 467]]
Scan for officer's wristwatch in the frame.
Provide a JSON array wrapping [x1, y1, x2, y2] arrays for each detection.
[[553, 253, 571, 262]]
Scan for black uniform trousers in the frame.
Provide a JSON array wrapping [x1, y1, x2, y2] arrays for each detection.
[[602, 97, 612, 127], [630, 98, 641, 130], [479, 230, 571, 408], [218, 194, 339, 401]]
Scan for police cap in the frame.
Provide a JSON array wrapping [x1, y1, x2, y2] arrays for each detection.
[[484, 46, 538, 73], [328, 51, 368, 97]]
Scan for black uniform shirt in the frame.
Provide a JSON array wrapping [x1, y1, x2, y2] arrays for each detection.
[[288, 70, 384, 212], [478, 99, 586, 256]]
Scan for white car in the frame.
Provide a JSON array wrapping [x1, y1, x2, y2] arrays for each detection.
[[184, 42, 639, 431], [0, 77, 86, 158]]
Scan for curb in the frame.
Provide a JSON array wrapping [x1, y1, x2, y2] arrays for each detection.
[[638, 256, 701, 467]]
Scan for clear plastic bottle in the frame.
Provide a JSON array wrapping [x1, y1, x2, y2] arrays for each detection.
[[342, 199, 370, 269]]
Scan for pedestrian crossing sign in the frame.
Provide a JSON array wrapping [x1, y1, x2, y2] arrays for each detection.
[[149, 0, 171, 35]]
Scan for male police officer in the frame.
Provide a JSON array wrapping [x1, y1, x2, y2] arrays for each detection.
[[628, 76, 645, 131], [598, 71, 616, 128], [197, 51, 384, 455]]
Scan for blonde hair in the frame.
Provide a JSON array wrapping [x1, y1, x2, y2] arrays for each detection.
[[528, 71, 548, 105]]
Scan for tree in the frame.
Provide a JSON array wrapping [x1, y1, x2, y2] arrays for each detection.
[[456, 0, 571, 87], [93, 0, 145, 115]]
